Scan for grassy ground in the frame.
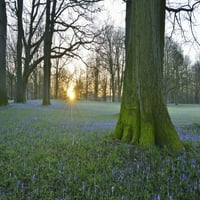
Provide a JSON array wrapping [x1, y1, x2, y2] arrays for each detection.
[[0, 100, 200, 200]]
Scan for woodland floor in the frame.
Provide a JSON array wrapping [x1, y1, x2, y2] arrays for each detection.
[[0, 100, 200, 199]]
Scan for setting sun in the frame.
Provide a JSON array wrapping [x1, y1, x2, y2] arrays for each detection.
[[67, 88, 75, 101]]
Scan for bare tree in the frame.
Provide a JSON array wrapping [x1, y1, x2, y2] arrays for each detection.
[[7, 0, 103, 103], [166, 1, 200, 50], [113, 28, 125, 101], [42, 0, 56, 105], [104, 26, 116, 102], [6, 40, 16, 100], [96, 25, 125, 102], [47, 0, 103, 103], [52, 57, 73, 99], [163, 37, 184, 104], [8, 0, 46, 102], [15, 0, 23, 102], [192, 61, 200, 103]]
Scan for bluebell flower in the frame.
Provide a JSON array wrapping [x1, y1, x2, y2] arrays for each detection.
[[15, 180, 20, 188], [180, 173, 187, 181]]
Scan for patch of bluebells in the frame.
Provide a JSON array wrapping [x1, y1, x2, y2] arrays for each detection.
[[175, 124, 200, 142], [1, 100, 200, 199], [179, 134, 200, 141], [78, 121, 116, 131]]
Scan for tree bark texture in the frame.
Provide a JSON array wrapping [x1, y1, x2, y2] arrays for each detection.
[[42, 0, 56, 105], [114, 0, 183, 149], [15, 0, 24, 102], [0, 0, 8, 105]]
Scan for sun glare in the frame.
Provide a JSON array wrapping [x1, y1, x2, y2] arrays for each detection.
[[67, 88, 75, 101]]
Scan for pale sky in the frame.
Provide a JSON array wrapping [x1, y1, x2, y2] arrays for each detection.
[[166, 0, 200, 63], [102, 0, 125, 27], [103, 0, 200, 64]]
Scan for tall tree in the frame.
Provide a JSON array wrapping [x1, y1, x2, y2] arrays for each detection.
[[99, 25, 125, 102], [8, 0, 102, 103], [42, 0, 56, 105], [0, 0, 8, 105], [6, 35, 17, 100], [114, 28, 125, 101], [163, 38, 185, 104], [103, 26, 117, 102], [42, 0, 102, 104], [192, 61, 200, 104], [15, 0, 24, 102], [113, 0, 183, 149], [8, 0, 47, 102], [94, 53, 100, 100]]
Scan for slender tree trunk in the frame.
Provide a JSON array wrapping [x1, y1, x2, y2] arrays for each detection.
[[174, 68, 179, 105], [15, 0, 24, 102], [103, 77, 107, 101], [94, 66, 99, 100], [21, 45, 31, 101], [109, 56, 115, 102], [113, 0, 183, 150], [85, 74, 89, 100], [38, 70, 43, 99], [111, 73, 115, 102], [116, 46, 123, 102], [119, 54, 125, 102], [0, 0, 8, 105], [43, 0, 51, 105], [54, 59, 59, 99], [117, 66, 121, 101], [186, 73, 189, 103]]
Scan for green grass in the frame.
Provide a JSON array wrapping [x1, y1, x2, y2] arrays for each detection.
[[0, 100, 200, 200]]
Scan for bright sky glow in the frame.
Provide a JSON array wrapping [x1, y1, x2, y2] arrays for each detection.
[[101, 0, 125, 27], [67, 87, 75, 101]]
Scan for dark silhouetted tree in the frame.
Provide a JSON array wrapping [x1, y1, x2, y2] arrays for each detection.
[[0, 0, 8, 105]]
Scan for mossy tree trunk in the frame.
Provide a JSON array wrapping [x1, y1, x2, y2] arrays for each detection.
[[114, 0, 183, 149], [0, 0, 8, 106]]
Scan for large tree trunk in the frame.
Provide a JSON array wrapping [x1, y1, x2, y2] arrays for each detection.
[[0, 0, 8, 105], [102, 76, 107, 102], [42, 0, 51, 105], [42, 0, 56, 105], [32, 69, 38, 99], [114, 0, 183, 150], [9, 75, 14, 100]]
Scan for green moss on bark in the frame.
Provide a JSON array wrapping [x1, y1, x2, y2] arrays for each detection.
[[113, 0, 184, 151]]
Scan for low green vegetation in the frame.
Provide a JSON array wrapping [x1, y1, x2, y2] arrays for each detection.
[[0, 100, 200, 199]]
